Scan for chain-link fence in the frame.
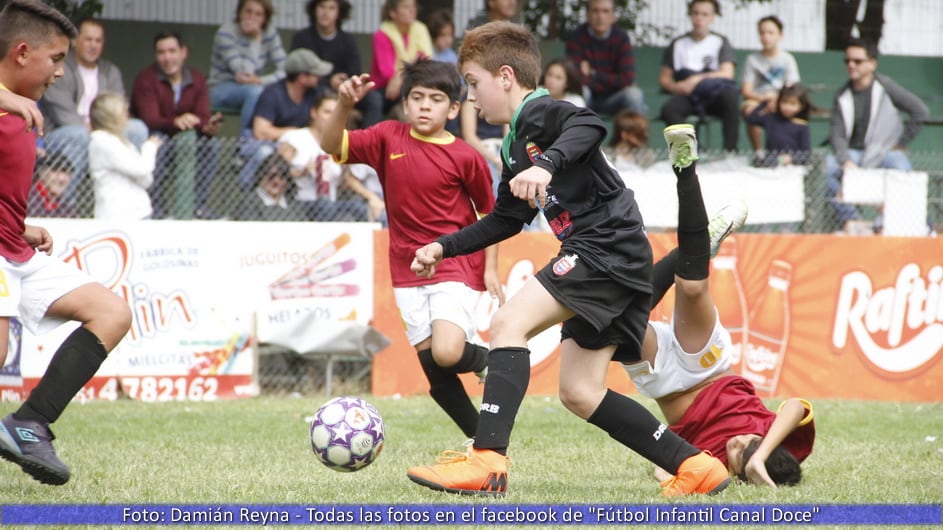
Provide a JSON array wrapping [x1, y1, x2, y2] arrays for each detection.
[[32, 133, 943, 232]]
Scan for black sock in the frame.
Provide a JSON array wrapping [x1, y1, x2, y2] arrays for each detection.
[[587, 389, 700, 474], [673, 163, 710, 280], [443, 342, 488, 374], [473, 347, 530, 455], [417, 348, 478, 438], [651, 249, 679, 308], [16, 327, 108, 424]]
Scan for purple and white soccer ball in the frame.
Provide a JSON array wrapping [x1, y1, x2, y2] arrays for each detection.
[[310, 396, 385, 472]]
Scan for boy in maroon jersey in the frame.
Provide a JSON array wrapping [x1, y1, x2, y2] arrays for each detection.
[[322, 59, 503, 441], [0, 0, 132, 486], [626, 124, 814, 488]]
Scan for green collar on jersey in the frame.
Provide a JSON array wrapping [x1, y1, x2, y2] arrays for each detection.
[[502, 88, 550, 168]]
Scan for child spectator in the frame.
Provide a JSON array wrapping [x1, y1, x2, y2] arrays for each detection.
[[740, 15, 801, 156], [88, 93, 162, 220], [278, 91, 374, 221], [744, 83, 811, 167], [427, 8, 457, 65], [322, 59, 503, 444], [606, 109, 656, 170], [370, 0, 433, 118], [28, 152, 79, 218], [234, 153, 306, 221], [541, 58, 586, 107]]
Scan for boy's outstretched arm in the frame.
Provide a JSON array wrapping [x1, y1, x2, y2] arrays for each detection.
[[743, 398, 813, 487], [322, 74, 376, 155]]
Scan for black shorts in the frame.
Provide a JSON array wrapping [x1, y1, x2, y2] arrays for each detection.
[[535, 252, 649, 363]]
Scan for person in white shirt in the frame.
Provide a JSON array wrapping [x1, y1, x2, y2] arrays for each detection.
[[87, 93, 162, 219]]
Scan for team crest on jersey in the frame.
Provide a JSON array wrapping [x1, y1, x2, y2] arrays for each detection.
[[526, 142, 542, 163], [553, 254, 578, 276]]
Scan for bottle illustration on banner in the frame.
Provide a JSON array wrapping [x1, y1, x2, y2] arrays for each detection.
[[710, 237, 749, 374], [743, 259, 792, 396]]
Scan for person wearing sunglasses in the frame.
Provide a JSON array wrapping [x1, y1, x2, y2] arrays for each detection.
[[824, 37, 929, 233]]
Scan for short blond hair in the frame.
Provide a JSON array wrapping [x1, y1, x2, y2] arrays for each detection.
[[459, 21, 540, 90]]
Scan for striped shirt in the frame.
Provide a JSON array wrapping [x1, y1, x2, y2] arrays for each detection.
[[565, 23, 636, 98], [208, 20, 287, 86]]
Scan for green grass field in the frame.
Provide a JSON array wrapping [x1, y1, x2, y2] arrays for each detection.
[[0, 394, 940, 529]]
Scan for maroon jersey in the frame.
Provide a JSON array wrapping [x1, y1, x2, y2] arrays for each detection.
[[0, 92, 38, 262], [670, 375, 815, 466], [336, 121, 494, 289]]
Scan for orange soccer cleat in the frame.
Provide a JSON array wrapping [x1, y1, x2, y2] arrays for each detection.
[[660, 451, 730, 497], [407, 446, 509, 496]]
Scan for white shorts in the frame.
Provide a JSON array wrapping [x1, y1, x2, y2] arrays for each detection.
[[393, 282, 481, 346], [624, 310, 732, 399], [0, 252, 95, 335]]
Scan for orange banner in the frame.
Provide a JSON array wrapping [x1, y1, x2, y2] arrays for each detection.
[[372, 231, 943, 402]]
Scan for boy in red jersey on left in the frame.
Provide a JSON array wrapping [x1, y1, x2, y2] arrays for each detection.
[[0, 0, 133, 486], [322, 59, 503, 442]]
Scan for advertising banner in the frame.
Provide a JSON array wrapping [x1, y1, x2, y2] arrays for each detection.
[[372, 232, 943, 402], [0, 220, 375, 402]]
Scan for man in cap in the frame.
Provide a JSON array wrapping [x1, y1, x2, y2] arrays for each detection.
[[238, 48, 332, 190]]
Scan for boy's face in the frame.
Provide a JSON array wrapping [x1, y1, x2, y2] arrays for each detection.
[[688, 1, 716, 36], [402, 86, 459, 137], [315, 0, 339, 32], [461, 61, 510, 125], [17, 35, 70, 101]]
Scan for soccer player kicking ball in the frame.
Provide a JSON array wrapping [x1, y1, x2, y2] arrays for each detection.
[[0, 0, 133, 486], [406, 21, 729, 497], [321, 60, 503, 441], [627, 125, 815, 488]]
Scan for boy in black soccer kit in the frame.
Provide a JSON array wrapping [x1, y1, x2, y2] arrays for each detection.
[[407, 21, 729, 497]]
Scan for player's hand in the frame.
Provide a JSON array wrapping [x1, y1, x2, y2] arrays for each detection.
[[743, 454, 777, 488], [338, 74, 376, 106], [411, 242, 443, 279], [0, 90, 44, 135], [23, 224, 53, 254], [509, 165, 552, 208], [483, 268, 505, 306]]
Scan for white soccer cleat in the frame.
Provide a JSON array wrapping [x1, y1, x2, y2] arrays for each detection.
[[664, 124, 699, 170], [708, 200, 749, 257]]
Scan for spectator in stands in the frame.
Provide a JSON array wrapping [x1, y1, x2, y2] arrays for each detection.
[[744, 83, 811, 167], [28, 153, 79, 219], [208, 0, 287, 133], [565, 0, 646, 116], [466, 0, 520, 29], [428, 8, 457, 65], [278, 91, 372, 221], [234, 153, 307, 221], [462, 0, 519, 197], [238, 48, 331, 190], [131, 31, 223, 219], [41, 18, 148, 205], [290, 0, 383, 127], [659, 0, 740, 152], [370, 0, 433, 118], [825, 38, 929, 232], [541, 58, 586, 107], [606, 109, 656, 171], [88, 93, 162, 220], [740, 15, 801, 157]]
